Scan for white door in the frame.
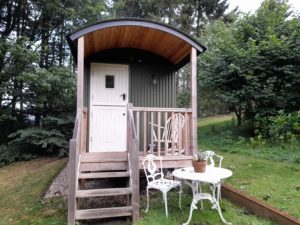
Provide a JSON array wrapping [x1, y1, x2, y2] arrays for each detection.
[[89, 63, 129, 152]]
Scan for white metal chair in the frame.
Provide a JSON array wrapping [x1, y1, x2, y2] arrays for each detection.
[[203, 150, 224, 202], [142, 154, 182, 217], [150, 113, 185, 155]]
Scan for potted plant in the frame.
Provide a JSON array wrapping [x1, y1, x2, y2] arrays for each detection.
[[192, 152, 207, 173]]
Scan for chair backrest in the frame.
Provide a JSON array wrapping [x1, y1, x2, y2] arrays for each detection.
[[142, 154, 164, 184], [164, 113, 185, 142], [203, 150, 223, 167]]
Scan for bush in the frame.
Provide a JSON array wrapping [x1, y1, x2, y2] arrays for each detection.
[[0, 144, 36, 167], [254, 111, 300, 143], [8, 127, 69, 156]]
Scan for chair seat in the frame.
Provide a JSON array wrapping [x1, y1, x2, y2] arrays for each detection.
[[148, 178, 181, 192]]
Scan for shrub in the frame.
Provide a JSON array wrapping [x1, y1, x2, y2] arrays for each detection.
[[0, 144, 36, 167], [254, 111, 300, 143], [8, 127, 69, 156]]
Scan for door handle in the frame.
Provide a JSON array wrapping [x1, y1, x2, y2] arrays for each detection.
[[120, 93, 126, 101]]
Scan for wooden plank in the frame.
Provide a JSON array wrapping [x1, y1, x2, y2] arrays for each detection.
[[78, 171, 130, 179], [81, 152, 127, 163], [77, 36, 84, 109], [171, 112, 175, 156], [178, 113, 182, 155], [75, 206, 132, 220], [157, 111, 161, 156], [164, 112, 168, 156], [76, 187, 132, 198], [68, 139, 78, 225], [80, 162, 127, 172], [138, 156, 193, 169], [80, 108, 88, 153], [184, 112, 188, 156], [143, 111, 147, 156], [190, 47, 197, 156], [133, 107, 192, 112], [222, 184, 300, 225], [127, 104, 140, 223], [150, 111, 154, 153], [136, 111, 140, 143]]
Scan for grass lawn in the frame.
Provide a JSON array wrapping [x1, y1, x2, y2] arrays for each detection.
[[198, 115, 300, 220], [1, 115, 299, 225], [136, 189, 276, 225], [0, 157, 67, 225]]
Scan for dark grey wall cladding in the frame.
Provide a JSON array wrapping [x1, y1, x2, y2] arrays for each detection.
[[86, 48, 177, 108], [130, 64, 176, 108]]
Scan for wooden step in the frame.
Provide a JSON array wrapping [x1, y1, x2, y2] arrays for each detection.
[[79, 171, 130, 179], [81, 152, 127, 163], [80, 162, 127, 172], [75, 206, 132, 220], [76, 187, 132, 198]]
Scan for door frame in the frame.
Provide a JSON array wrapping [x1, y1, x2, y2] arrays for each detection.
[[89, 63, 129, 152]]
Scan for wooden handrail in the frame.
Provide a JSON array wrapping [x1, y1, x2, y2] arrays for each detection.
[[68, 107, 87, 225], [127, 104, 140, 222], [133, 107, 192, 112], [131, 107, 193, 157]]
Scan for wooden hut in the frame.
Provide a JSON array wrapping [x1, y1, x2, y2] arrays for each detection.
[[66, 18, 206, 225]]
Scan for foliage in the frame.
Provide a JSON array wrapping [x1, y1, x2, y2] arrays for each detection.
[[111, 0, 233, 34], [199, 115, 300, 164], [176, 90, 191, 108], [254, 111, 300, 143], [0, 144, 36, 167], [199, 0, 300, 128], [8, 127, 69, 156]]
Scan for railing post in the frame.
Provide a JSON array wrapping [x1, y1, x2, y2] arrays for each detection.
[[127, 104, 140, 222], [68, 139, 78, 225]]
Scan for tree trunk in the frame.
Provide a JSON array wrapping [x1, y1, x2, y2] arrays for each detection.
[[234, 105, 242, 127]]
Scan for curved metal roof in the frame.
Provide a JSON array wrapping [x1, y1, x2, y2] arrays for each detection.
[[66, 18, 206, 66]]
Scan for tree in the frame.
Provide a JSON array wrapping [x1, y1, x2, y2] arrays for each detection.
[[199, 0, 300, 127]]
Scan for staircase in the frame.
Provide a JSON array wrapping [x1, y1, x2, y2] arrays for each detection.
[[68, 105, 139, 225], [73, 152, 134, 222]]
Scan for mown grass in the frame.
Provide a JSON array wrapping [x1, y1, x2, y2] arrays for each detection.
[[198, 115, 300, 163], [136, 189, 277, 225], [198, 115, 300, 220], [1, 115, 299, 225], [0, 157, 67, 225]]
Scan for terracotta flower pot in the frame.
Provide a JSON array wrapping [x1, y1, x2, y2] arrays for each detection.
[[192, 160, 207, 173]]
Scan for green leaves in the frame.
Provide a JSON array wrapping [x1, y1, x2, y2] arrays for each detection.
[[200, 0, 300, 129]]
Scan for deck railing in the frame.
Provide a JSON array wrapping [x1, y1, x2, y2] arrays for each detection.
[[132, 107, 193, 157], [68, 107, 87, 225]]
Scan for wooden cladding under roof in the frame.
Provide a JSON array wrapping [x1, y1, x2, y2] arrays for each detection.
[[84, 26, 192, 64], [67, 19, 206, 67]]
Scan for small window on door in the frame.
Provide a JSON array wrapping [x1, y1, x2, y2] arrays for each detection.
[[105, 75, 114, 88]]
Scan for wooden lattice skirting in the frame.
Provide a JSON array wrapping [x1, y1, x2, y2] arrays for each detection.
[[222, 184, 300, 225]]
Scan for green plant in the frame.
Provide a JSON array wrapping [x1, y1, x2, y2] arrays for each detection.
[[194, 152, 208, 161], [0, 144, 36, 167], [254, 110, 300, 143], [8, 127, 69, 156]]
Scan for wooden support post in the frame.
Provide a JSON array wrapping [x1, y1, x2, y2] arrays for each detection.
[[77, 36, 84, 110], [191, 47, 197, 156], [127, 104, 140, 222], [68, 139, 78, 225]]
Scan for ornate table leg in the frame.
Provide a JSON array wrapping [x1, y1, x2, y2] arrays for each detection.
[[183, 197, 199, 225], [182, 184, 232, 225]]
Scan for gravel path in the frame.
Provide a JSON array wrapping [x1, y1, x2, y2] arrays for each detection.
[[44, 162, 69, 198]]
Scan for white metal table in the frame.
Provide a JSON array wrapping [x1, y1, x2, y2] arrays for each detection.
[[173, 166, 233, 225]]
